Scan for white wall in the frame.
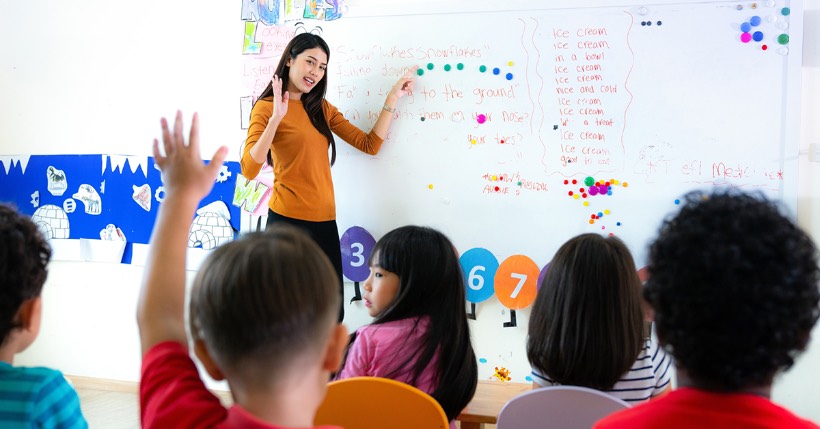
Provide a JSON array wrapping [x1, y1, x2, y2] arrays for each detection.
[[6, 0, 820, 422]]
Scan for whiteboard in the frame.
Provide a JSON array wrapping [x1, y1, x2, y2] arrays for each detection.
[[241, 1, 802, 267]]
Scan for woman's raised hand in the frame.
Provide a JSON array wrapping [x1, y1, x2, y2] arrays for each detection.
[[269, 74, 289, 124], [388, 66, 418, 100]]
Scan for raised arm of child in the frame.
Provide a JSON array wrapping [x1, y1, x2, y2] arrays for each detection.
[[136, 111, 228, 356]]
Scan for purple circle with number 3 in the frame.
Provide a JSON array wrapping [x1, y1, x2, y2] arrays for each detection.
[[340, 226, 376, 282], [537, 263, 550, 291]]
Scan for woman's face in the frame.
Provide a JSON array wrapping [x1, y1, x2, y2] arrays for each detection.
[[286, 47, 327, 97]]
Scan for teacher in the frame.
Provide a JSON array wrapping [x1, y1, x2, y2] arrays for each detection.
[[241, 33, 415, 321]]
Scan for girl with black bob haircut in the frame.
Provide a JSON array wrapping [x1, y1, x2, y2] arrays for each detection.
[[241, 33, 416, 321], [335, 226, 477, 425], [527, 233, 672, 403]]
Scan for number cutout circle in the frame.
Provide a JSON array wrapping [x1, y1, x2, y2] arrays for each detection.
[[460, 247, 498, 303], [495, 255, 539, 310], [340, 226, 376, 282]]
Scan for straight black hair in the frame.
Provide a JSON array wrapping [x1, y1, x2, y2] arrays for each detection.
[[256, 33, 336, 166], [527, 233, 644, 390], [343, 226, 477, 420]]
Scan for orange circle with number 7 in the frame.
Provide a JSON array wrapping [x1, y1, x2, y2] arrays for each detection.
[[494, 255, 540, 310]]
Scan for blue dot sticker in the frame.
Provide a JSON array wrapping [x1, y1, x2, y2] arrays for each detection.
[[741, 22, 752, 33], [781, 7, 790, 16], [753, 31, 764, 42], [479, 358, 488, 364], [505, 72, 513, 80], [525, 375, 533, 382], [750, 16, 762, 26], [492, 67, 500, 75]]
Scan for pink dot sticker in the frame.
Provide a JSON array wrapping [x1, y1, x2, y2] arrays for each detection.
[[741, 32, 752, 43], [477, 114, 487, 124]]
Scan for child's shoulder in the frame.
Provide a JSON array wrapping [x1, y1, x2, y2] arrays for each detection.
[[358, 317, 429, 338], [0, 362, 67, 383], [0, 363, 77, 398]]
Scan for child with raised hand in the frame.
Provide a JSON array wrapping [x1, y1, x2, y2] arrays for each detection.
[[137, 111, 348, 429], [334, 226, 478, 427], [527, 233, 672, 404], [0, 204, 87, 428], [596, 191, 820, 429]]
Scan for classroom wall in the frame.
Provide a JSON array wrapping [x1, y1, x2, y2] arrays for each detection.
[[6, 0, 820, 421]]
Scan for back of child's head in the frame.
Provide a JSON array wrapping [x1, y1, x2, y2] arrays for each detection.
[[367, 225, 477, 420], [527, 233, 644, 390], [646, 190, 820, 391], [369, 225, 465, 322], [0, 204, 51, 346], [189, 224, 340, 385]]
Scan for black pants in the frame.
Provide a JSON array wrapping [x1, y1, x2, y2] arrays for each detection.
[[266, 209, 344, 322]]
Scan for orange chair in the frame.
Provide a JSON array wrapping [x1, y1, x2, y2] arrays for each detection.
[[314, 377, 450, 429]]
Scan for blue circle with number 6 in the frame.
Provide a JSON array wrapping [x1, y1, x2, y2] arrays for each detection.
[[460, 247, 499, 303]]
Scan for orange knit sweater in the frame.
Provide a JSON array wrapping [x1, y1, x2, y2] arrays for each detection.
[[241, 97, 384, 221]]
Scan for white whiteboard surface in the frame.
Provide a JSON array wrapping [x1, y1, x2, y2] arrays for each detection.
[[240, 1, 802, 267]]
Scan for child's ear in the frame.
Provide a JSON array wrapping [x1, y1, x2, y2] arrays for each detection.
[[193, 339, 226, 381], [322, 323, 349, 372], [17, 296, 42, 331]]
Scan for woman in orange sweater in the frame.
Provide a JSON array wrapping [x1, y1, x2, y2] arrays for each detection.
[[241, 33, 415, 321]]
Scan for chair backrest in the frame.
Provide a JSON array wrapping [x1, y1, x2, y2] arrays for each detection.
[[497, 385, 631, 429], [314, 376, 450, 429]]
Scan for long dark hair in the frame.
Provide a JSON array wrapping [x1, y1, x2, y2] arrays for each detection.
[[527, 233, 644, 390], [256, 33, 336, 166], [344, 226, 477, 420]]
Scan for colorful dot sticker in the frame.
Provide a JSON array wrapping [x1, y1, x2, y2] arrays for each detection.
[[426, 63, 434, 70], [777, 34, 789, 44], [479, 358, 488, 364], [457, 63, 464, 70], [477, 114, 487, 124], [584, 176, 595, 186], [416, 69, 424, 76], [753, 31, 764, 42], [741, 22, 752, 33], [741, 32, 752, 43], [492, 67, 501, 75], [428, 184, 434, 190], [781, 7, 790, 16], [508, 61, 514, 66], [479, 65, 487, 73], [444, 64, 452, 71], [536, 263, 549, 292], [506, 73, 514, 81], [750, 15, 762, 26]]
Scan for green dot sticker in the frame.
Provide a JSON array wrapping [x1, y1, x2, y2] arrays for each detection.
[[457, 63, 464, 70], [444, 64, 452, 71], [416, 68, 424, 76], [777, 34, 789, 45], [479, 65, 487, 73], [781, 7, 790, 16], [426, 63, 434, 70]]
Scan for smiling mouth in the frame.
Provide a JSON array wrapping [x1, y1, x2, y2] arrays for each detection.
[[304, 77, 315, 85]]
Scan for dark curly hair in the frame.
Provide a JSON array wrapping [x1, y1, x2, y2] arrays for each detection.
[[645, 190, 820, 391], [0, 204, 52, 345]]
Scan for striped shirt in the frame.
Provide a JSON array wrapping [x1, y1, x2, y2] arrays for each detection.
[[0, 362, 87, 428], [531, 339, 673, 404]]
